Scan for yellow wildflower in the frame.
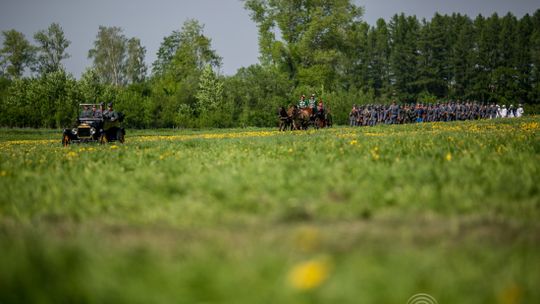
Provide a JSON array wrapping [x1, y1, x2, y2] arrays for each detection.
[[288, 257, 331, 290], [445, 152, 452, 161], [0, 170, 7, 177], [370, 147, 380, 160], [110, 145, 119, 149], [66, 151, 77, 158], [349, 139, 358, 145], [520, 122, 539, 131]]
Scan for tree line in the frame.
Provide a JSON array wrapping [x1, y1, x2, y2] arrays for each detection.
[[1, 1, 539, 129]]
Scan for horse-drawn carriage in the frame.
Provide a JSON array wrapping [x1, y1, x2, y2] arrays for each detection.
[[278, 105, 333, 131]]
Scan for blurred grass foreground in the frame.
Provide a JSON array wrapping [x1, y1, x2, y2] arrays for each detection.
[[0, 117, 539, 303]]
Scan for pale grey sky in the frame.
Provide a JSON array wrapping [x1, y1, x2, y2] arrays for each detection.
[[1, 0, 538, 77]]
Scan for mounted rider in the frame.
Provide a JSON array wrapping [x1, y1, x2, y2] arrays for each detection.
[[298, 95, 307, 109], [308, 94, 317, 119], [92, 102, 104, 119], [317, 99, 325, 119]]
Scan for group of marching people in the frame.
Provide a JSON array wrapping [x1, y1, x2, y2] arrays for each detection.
[[349, 101, 525, 127]]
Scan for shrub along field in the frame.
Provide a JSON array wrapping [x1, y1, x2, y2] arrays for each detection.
[[0, 117, 539, 303]]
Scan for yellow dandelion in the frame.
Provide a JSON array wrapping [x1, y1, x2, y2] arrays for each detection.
[[370, 147, 380, 161], [349, 139, 358, 146], [288, 148, 293, 153], [288, 257, 331, 291], [66, 151, 77, 158], [445, 152, 452, 161], [520, 122, 539, 131], [110, 145, 119, 149]]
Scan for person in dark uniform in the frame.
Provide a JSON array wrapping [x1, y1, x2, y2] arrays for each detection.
[[103, 103, 117, 121], [81, 105, 92, 118], [349, 105, 358, 126], [92, 104, 103, 119], [389, 102, 399, 124]]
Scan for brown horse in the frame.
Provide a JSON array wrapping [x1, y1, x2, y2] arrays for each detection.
[[312, 107, 332, 129], [278, 106, 292, 131], [288, 106, 310, 130]]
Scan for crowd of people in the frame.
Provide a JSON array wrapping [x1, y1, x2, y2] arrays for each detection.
[[349, 102, 525, 126]]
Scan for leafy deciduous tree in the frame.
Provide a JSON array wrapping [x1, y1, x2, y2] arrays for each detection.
[[0, 30, 36, 79], [33, 23, 70, 75]]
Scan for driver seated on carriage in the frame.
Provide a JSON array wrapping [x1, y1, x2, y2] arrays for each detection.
[[298, 95, 307, 109], [308, 94, 317, 120], [316, 100, 325, 119]]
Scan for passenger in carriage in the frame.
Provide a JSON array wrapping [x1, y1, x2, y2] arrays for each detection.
[[308, 94, 317, 120], [298, 95, 307, 109], [317, 100, 325, 119], [92, 103, 104, 119], [81, 105, 92, 118]]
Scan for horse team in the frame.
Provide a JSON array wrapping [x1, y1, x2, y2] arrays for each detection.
[[278, 94, 333, 131]]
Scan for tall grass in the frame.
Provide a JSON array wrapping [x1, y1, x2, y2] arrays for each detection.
[[0, 117, 539, 303]]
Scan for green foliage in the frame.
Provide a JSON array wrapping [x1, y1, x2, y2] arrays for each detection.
[[33, 23, 70, 75], [0, 70, 79, 128], [88, 26, 128, 86], [244, 0, 364, 90], [417, 91, 438, 104], [125, 37, 147, 84], [224, 64, 292, 127], [0, 30, 36, 79]]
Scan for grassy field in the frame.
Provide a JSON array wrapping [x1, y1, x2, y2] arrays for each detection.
[[0, 117, 539, 303]]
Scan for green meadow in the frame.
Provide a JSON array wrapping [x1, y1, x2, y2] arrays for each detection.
[[0, 117, 539, 304]]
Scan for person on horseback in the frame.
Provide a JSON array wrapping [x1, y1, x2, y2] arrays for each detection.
[[317, 100, 325, 119], [308, 94, 317, 120], [298, 95, 307, 109]]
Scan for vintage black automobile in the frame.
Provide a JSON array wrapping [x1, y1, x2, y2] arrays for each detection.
[[62, 104, 125, 146]]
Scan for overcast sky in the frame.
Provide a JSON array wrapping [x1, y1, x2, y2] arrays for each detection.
[[1, 0, 538, 78]]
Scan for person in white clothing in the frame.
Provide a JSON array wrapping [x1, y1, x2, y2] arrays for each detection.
[[500, 105, 508, 118], [516, 104, 524, 118]]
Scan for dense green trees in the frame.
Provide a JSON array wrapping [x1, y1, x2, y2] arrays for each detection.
[[1, 5, 540, 129]]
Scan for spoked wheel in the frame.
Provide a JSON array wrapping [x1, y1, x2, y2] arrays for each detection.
[[62, 135, 71, 147]]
